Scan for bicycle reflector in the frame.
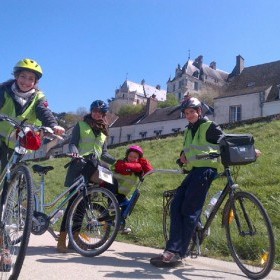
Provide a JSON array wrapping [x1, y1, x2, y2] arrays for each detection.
[[17, 127, 42, 150]]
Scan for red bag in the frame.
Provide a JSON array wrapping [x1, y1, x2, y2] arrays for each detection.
[[17, 129, 42, 150]]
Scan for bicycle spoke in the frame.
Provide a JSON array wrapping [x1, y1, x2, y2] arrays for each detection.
[[0, 165, 33, 279], [67, 187, 120, 257]]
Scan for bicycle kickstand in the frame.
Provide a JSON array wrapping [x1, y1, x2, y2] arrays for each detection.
[[189, 232, 201, 258]]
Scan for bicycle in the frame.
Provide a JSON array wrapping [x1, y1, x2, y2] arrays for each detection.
[[163, 134, 275, 279], [0, 114, 40, 280], [30, 154, 121, 257]]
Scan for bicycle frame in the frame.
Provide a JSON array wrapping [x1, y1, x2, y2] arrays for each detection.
[[197, 168, 237, 242], [33, 173, 86, 220]]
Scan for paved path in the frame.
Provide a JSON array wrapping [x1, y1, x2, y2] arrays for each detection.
[[19, 233, 279, 280]]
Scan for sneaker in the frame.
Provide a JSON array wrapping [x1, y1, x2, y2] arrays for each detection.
[[120, 227, 132, 235], [118, 219, 132, 234], [0, 249, 12, 272], [150, 250, 182, 268]]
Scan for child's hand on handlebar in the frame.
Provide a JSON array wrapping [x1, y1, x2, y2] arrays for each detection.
[[70, 153, 81, 158]]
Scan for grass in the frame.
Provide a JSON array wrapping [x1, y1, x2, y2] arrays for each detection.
[[28, 119, 280, 269]]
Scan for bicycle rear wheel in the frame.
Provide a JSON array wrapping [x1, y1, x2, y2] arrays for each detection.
[[67, 186, 120, 257], [225, 191, 275, 279], [162, 189, 176, 242], [0, 164, 33, 280]]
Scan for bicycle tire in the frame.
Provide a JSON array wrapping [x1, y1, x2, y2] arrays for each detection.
[[67, 186, 120, 257], [162, 189, 175, 242], [162, 189, 198, 258], [0, 164, 33, 280], [225, 191, 275, 279]]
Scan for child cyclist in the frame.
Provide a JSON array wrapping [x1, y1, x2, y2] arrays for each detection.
[[111, 145, 153, 233], [0, 58, 65, 170], [0, 58, 65, 271]]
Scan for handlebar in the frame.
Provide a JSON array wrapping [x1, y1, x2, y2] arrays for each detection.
[[195, 152, 220, 160], [0, 113, 64, 140]]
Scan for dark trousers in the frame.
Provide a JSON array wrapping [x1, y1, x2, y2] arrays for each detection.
[[60, 159, 95, 232], [166, 167, 217, 257]]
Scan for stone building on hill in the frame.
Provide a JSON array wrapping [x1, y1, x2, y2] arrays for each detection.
[[214, 55, 280, 124], [109, 79, 166, 114], [167, 55, 229, 102]]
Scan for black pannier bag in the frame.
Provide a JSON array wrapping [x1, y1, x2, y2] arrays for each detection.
[[219, 134, 256, 166]]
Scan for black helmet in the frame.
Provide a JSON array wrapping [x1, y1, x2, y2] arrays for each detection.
[[90, 100, 108, 113], [181, 97, 202, 112]]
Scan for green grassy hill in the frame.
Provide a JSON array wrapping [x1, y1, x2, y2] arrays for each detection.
[[30, 119, 280, 269]]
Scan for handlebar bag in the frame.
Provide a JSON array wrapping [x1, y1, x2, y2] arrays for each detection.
[[18, 130, 42, 150], [219, 134, 256, 166]]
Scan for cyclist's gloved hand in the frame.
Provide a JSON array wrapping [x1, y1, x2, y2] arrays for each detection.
[[176, 158, 184, 167], [71, 153, 80, 158], [53, 125, 65, 135]]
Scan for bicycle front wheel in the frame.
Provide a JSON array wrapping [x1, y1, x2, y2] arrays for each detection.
[[225, 191, 275, 279], [67, 186, 120, 257], [0, 164, 34, 280]]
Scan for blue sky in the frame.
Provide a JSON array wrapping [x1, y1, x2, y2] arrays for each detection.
[[1, 0, 279, 113]]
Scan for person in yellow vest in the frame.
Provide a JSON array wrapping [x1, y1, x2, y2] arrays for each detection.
[[57, 99, 116, 253], [150, 97, 224, 267], [0, 58, 65, 171], [0, 58, 65, 271]]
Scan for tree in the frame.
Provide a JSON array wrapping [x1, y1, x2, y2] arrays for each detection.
[[118, 104, 145, 116], [158, 94, 179, 108], [76, 106, 88, 117]]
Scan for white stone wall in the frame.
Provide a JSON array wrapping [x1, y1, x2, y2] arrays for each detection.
[[214, 93, 261, 124], [263, 100, 280, 116], [109, 118, 187, 145]]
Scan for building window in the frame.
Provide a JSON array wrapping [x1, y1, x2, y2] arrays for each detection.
[[172, 128, 180, 133], [139, 132, 147, 139], [173, 84, 176, 91], [154, 130, 162, 137], [127, 134, 131, 141], [178, 92, 181, 100], [110, 136, 114, 145], [194, 81, 199, 91], [179, 80, 183, 88], [229, 105, 241, 123]]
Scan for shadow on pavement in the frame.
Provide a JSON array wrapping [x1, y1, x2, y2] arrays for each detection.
[[26, 245, 246, 279]]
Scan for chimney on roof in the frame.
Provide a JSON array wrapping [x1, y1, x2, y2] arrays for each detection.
[[145, 96, 158, 116], [236, 55, 244, 74], [156, 84, 161, 90], [141, 79, 145, 85], [193, 55, 203, 70], [210, 61, 216, 70]]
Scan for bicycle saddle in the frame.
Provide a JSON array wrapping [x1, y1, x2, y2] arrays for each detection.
[[32, 164, 54, 175]]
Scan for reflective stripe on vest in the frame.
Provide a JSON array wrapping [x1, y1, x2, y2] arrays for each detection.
[[113, 172, 139, 196], [78, 121, 106, 158], [0, 91, 44, 148], [183, 121, 219, 169]]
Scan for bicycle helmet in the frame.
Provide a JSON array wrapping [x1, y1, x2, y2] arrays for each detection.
[[126, 145, 143, 158], [181, 97, 202, 112], [90, 100, 109, 113], [13, 58, 43, 80]]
